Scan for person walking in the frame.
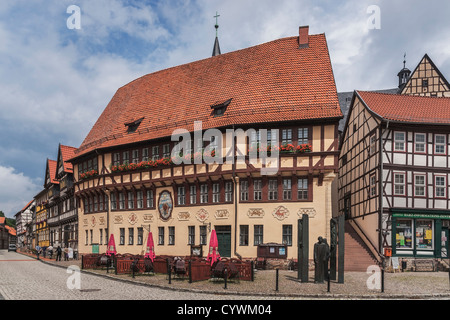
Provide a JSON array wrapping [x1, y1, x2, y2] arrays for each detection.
[[35, 245, 41, 260], [56, 246, 62, 261], [64, 247, 69, 261]]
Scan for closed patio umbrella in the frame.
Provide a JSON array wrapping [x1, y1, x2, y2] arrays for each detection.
[[207, 229, 220, 266], [144, 232, 156, 262], [106, 234, 117, 256]]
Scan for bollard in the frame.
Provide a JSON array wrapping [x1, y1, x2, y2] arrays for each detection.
[[132, 263, 135, 278], [275, 269, 279, 292], [327, 269, 331, 293], [224, 268, 228, 289], [381, 268, 385, 293]]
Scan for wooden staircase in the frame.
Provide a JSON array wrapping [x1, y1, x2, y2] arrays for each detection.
[[343, 221, 379, 272]]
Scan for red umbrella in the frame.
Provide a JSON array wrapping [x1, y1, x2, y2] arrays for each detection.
[[144, 231, 156, 262], [207, 229, 220, 266], [106, 234, 117, 256]]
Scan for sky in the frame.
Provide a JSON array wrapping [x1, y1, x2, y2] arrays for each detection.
[[1, 0, 450, 218]]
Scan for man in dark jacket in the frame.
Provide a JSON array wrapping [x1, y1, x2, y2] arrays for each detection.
[[56, 246, 62, 261]]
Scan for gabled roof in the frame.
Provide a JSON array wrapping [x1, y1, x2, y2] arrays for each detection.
[[356, 90, 450, 124], [73, 31, 342, 159], [56, 144, 76, 176], [45, 159, 59, 186], [401, 54, 450, 95]]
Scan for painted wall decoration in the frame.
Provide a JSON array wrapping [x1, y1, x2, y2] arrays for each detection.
[[128, 212, 138, 225], [178, 212, 190, 221], [143, 214, 154, 223], [215, 209, 229, 219], [99, 216, 106, 226], [297, 208, 317, 218], [196, 209, 209, 223], [114, 215, 123, 224], [90, 216, 96, 227], [158, 190, 173, 221], [248, 208, 265, 218], [272, 206, 289, 220]]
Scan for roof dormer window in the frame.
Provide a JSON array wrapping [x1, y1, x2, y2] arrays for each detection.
[[125, 117, 144, 133], [211, 98, 232, 117]]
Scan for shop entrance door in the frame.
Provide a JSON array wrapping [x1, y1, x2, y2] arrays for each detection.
[[441, 228, 449, 258], [215, 226, 231, 257]]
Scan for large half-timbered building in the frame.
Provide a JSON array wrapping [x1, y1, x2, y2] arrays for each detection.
[[339, 55, 450, 261], [70, 26, 343, 259]]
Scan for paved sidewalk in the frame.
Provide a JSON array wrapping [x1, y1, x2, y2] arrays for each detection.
[[20, 251, 450, 299]]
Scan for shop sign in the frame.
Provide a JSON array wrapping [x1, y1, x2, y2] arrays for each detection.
[[393, 213, 450, 220]]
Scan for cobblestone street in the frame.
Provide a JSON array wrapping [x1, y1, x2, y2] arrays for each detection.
[[6, 250, 450, 300]]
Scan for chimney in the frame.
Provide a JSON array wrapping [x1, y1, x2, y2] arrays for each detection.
[[299, 25, 309, 49]]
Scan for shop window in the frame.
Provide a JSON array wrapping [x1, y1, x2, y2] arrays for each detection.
[[395, 219, 412, 249], [416, 220, 433, 250]]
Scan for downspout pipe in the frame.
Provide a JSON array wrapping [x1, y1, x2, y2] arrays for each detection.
[[232, 125, 242, 260]]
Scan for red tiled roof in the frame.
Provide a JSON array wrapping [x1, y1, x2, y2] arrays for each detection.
[[47, 159, 59, 184], [357, 91, 450, 124], [5, 225, 16, 236], [73, 32, 342, 159], [21, 200, 34, 212], [60, 144, 76, 173]]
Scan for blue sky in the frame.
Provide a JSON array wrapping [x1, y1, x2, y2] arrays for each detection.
[[1, 0, 450, 218]]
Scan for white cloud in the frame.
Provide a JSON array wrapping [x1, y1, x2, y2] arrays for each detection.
[[0, 166, 42, 218]]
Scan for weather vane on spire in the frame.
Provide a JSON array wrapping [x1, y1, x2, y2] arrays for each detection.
[[214, 11, 220, 37], [403, 52, 407, 68]]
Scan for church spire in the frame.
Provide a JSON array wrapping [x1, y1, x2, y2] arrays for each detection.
[[212, 11, 221, 57], [397, 52, 411, 90]]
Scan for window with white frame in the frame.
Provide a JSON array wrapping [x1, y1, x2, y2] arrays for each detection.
[[212, 183, 220, 203], [254, 179, 262, 201], [146, 190, 153, 208], [200, 184, 208, 203], [394, 132, 406, 151], [435, 134, 446, 154], [283, 178, 292, 200], [281, 129, 292, 145], [127, 191, 134, 209], [240, 180, 249, 201], [369, 133, 377, 155], [225, 181, 233, 202], [142, 148, 149, 161], [123, 151, 129, 164], [414, 133, 426, 153], [394, 173, 406, 195], [152, 146, 159, 161], [190, 185, 197, 204], [163, 144, 170, 158], [132, 149, 139, 163], [369, 174, 377, 197], [414, 174, 426, 197], [113, 153, 120, 166], [298, 178, 308, 200], [268, 179, 278, 200], [435, 176, 446, 198], [137, 190, 143, 209], [177, 186, 185, 205]]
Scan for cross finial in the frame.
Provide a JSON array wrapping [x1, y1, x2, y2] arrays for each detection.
[[403, 52, 406, 68], [214, 11, 220, 37]]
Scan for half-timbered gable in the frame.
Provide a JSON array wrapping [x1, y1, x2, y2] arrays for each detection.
[[339, 90, 450, 260], [400, 54, 450, 97], [69, 27, 343, 259], [47, 144, 78, 252]]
